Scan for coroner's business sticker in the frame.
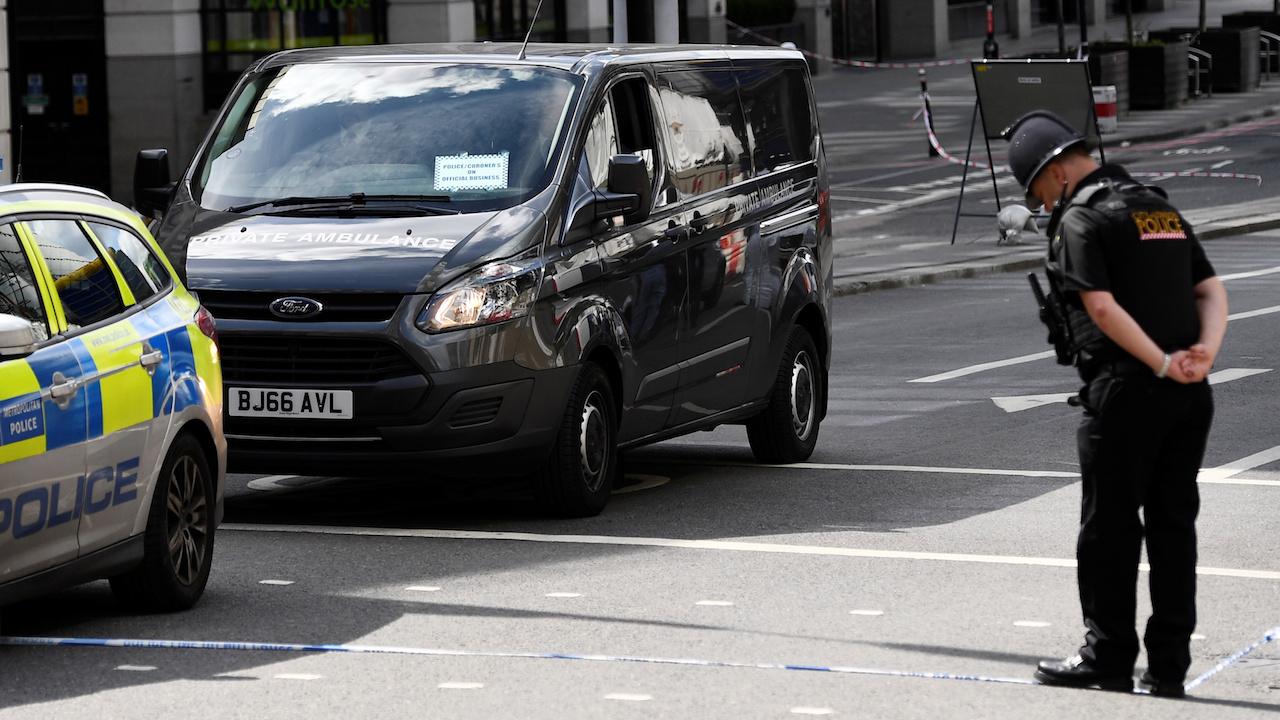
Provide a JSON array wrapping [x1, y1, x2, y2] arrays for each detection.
[[434, 152, 510, 192]]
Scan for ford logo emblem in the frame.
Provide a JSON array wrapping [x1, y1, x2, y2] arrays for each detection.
[[269, 296, 324, 319]]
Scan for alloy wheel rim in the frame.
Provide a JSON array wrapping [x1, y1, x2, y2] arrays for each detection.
[[166, 455, 209, 586], [579, 390, 610, 491], [790, 350, 816, 442]]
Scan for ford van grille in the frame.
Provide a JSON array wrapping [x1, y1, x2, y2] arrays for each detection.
[[199, 290, 403, 322], [219, 335, 420, 384]]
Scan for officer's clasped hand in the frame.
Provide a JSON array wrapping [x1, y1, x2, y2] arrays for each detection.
[[1166, 346, 1213, 384]]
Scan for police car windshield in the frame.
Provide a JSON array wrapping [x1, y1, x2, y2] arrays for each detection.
[[194, 63, 580, 214]]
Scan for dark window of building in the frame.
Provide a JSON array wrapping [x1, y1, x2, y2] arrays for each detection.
[[200, 0, 388, 111], [474, 0, 566, 41], [736, 65, 814, 175], [655, 69, 751, 199]]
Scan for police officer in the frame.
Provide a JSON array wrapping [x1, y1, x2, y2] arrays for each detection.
[[1005, 111, 1229, 697]]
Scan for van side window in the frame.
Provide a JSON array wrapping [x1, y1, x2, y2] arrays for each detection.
[[25, 219, 126, 331], [0, 225, 50, 342], [583, 98, 620, 190], [583, 77, 660, 196], [737, 66, 815, 175], [656, 70, 751, 199]]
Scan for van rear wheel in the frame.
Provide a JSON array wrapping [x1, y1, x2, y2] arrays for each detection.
[[110, 434, 215, 612], [746, 327, 823, 463], [534, 363, 619, 517]]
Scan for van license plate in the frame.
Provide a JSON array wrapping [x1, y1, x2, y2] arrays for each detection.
[[229, 388, 353, 420]]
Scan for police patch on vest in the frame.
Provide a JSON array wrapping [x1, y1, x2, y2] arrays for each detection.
[[1131, 211, 1187, 240]]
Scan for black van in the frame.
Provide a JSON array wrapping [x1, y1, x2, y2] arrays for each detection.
[[140, 43, 832, 516]]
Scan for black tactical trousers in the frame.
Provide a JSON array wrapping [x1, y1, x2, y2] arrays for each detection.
[[1075, 370, 1213, 682]]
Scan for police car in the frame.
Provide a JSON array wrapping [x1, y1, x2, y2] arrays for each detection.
[[0, 183, 224, 613]]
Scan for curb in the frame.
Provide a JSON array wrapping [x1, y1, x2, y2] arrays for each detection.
[[834, 216, 1280, 296], [1103, 103, 1280, 149]]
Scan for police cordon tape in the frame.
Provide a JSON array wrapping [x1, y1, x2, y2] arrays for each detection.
[[1185, 625, 1280, 692], [2, 626, 1276, 693], [920, 93, 1265, 185], [725, 20, 973, 69]]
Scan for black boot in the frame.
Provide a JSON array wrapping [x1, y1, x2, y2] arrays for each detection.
[[1139, 671, 1186, 698], [1034, 655, 1133, 692]]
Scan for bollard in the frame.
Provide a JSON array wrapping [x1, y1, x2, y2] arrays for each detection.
[[920, 69, 939, 157]]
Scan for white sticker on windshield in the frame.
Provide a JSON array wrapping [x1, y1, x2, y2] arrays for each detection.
[[434, 152, 510, 192]]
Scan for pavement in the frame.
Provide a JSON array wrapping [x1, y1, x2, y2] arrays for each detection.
[[816, 0, 1280, 295]]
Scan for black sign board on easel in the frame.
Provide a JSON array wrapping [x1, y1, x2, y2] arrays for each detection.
[[950, 59, 1106, 245]]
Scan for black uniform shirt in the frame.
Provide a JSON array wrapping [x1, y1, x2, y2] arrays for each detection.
[[1056, 165, 1216, 353]]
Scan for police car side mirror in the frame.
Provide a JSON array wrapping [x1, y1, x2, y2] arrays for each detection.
[[134, 148, 175, 219], [607, 154, 652, 224], [0, 314, 38, 359]]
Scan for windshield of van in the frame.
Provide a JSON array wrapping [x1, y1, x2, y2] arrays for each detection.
[[194, 63, 579, 214]]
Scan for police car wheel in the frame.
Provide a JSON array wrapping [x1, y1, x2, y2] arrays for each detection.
[[746, 327, 823, 463], [109, 434, 215, 612], [534, 362, 618, 518]]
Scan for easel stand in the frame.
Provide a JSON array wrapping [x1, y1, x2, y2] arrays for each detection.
[[950, 101, 1004, 246]]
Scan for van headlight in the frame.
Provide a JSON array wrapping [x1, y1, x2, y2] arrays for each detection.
[[416, 256, 542, 333]]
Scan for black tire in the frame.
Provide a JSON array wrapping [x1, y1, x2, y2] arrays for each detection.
[[746, 326, 824, 463], [110, 433, 215, 612], [533, 363, 619, 517]]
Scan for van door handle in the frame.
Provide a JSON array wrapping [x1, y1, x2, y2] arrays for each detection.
[[140, 343, 164, 375], [48, 371, 80, 408], [663, 222, 689, 242]]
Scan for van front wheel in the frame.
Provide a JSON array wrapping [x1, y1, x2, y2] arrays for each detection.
[[534, 363, 619, 517], [746, 327, 823, 463]]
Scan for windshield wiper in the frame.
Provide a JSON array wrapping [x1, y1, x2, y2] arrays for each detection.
[[226, 193, 452, 214]]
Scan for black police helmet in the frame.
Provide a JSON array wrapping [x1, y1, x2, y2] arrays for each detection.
[[1003, 111, 1089, 209]]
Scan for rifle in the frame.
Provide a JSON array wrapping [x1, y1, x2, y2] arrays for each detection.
[[1028, 182, 1074, 366]]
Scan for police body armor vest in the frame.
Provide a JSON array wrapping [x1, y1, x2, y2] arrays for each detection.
[[1045, 173, 1174, 372]]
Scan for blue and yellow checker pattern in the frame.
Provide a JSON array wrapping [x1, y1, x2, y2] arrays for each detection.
[[0, 190, 221, 467]]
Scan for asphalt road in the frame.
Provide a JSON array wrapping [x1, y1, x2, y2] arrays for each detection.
[[816, 65, 1280, 253], [2, 229, 1277, 718]]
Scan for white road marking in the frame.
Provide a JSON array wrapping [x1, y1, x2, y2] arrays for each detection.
[[115, 665, 157, 672], [1013, 621, 1051, 628], [912, 267, 1280, 384], [849, 610, 885, 617], [439, 682, 484, 690], [990, 392, 1075, 413], [613, 474, 670, 495], [1219, 265, 1280, 281], [274, 673, 322, 681], [604, 693, 652, 701], [696, 600, 735, 607], [223, 524, 1280, 580], [1228, 304, 1280, 321], [791, 708, 836, 716], [1191, 633, 1208, 641], [992, 368, 1271, 413], [698, 461, 1080, 478], [405, 586, 441, 593], [246, 475, 299, 492], [546, 592, 583, 598], [1210, 160, 1235, 169], [258, 580, 295, 586], [1199, 445, 1280, 483], [909, 350, 1056, 383]]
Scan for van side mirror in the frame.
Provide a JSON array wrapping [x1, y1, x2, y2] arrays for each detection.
[[134, 148, 175, 219], [0, 314, 38, 359], [606, 154, 652, 224]]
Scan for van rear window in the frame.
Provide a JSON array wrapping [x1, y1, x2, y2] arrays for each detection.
[[194, 63, 579, 214], [736, 66, 815, 174]]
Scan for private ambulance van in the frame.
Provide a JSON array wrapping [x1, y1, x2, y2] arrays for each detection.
[[141, 43, 831, 518], [0, 183, 225, 613]]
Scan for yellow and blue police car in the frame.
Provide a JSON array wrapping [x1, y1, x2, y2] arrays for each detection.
[[0, 183, 224, 613]]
